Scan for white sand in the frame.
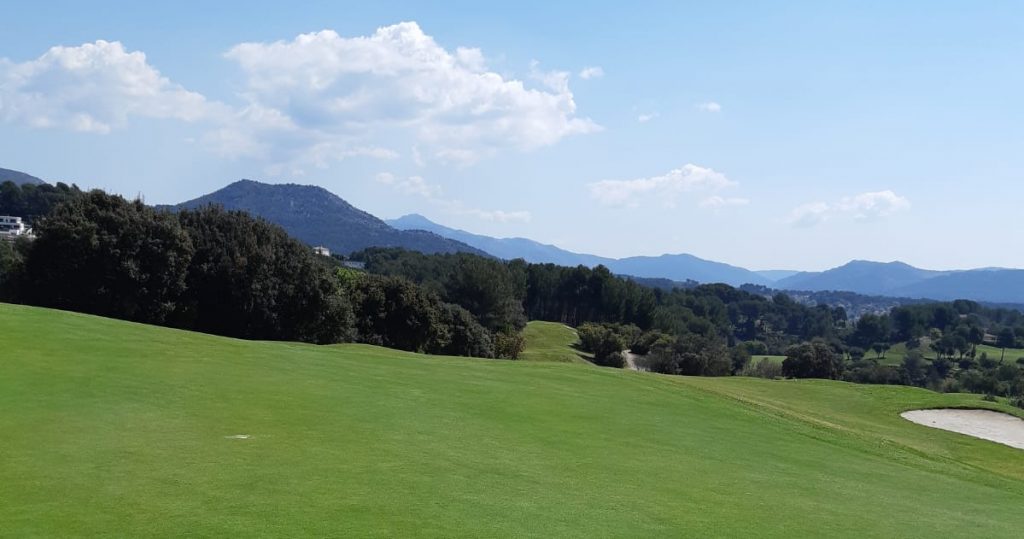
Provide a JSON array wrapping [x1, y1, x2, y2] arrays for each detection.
[[901, 409, 1024, 450]]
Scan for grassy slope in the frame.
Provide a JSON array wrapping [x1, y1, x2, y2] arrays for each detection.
[[750, 354, 787, 365], [884, 342, 1024, 366], [3, 304, 1024, 537], [519, 321, 590, 363]]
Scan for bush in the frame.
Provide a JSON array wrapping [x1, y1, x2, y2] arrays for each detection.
[[429, 303, 495, 358], [782, 341, 843, 380], [494, 331, 526, 360]]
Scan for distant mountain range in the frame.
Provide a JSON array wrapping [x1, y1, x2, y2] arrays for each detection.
[[168, 180, 486, 257], [389, 213, 1024, 304], [0, 167, 46, 186], [9, 168, 1024, 306], [387, 213, 772, 287]]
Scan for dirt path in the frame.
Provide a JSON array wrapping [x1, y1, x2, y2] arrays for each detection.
[[901, 409, 1024, 450], [623, 350, 642, 371]]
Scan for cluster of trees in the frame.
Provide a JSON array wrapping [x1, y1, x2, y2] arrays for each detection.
[[354, 248, 850, 351], [0, 181, 83, 223], [0, 191, 510, 357]]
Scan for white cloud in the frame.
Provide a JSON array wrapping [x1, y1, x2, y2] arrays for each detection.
[[589, 164, 738, 208], [579, 66, 604, 80], [0, 40, 218, 133], [696, 101, 722, 113], [375, 172, 396, 185], [789, 190, 910, 227], [223, 22, 600, 167], [789, 201, 832, 228], [700, 195, 750, 209], [637, 112, 658, 123], [837, 190, 911, 220], [396, 175, 441, 198], [457, 208, 532, 223]]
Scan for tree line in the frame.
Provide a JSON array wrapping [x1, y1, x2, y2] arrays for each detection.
[[4, 185, 1024, 404], [0, 191, 507, 357]]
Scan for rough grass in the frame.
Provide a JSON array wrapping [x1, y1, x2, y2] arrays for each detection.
[[3, 303, 1024, 537]]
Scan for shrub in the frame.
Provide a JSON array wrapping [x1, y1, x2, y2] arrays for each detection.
[[494, 331, 526, 360]]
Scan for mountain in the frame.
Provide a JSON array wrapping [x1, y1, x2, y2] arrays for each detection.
[[891, 270, 1024, 304], [776, 261, 948, 296], [756, 270, 801, 282], [388, 213, 772, 287], [0, 167, 46, 186], [606, 254, 771, 287], [171, 180, 486, 256], [388, 213, 611, 267]]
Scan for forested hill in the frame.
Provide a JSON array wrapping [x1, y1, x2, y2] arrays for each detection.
[[388, 213, 772, 287], [168, 180, 486, 256], [0, 167, 46, 186]]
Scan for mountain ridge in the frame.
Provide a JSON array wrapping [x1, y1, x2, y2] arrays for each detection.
[[169, 180, 487, 257], [0, 167, 46, 186], [388, 213, 772, 287]]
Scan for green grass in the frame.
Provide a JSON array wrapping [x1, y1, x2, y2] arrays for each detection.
[[519, 320, 590, 363], [883, 342, 1024, 366], [3, 303, 1024, 537], [977, 344, 1024, 363], [750, 355, 787, 366]]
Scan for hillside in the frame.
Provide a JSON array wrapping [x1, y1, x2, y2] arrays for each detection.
[[0, 167, 46, 186], [3, 303, 1024, 537], [388, 213, 610, 267], [891, 269, 1024, 304], [777, 260, 946, 295], [172, 181, 485, 256], [389, 213, 771, 287]]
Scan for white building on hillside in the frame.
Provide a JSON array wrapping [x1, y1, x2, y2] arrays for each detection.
[[0, 216, 29, 239], [313, 245, 331, 257]]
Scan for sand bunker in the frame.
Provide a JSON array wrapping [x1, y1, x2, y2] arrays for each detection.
[[901, 409, 1024, 450]]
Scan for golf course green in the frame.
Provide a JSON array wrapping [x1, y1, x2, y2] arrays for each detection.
[[3, 303, 1024, 537]]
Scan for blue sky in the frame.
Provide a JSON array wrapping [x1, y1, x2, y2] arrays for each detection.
[[2, 1, 1022, 271]]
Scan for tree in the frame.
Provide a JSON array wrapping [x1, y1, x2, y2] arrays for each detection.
[[782, 341, 843, 380], [347, 274, 443, 352], [428, 303, 494, 358], [175, 206, 352, 344], [997, 327, 1017, 362], [0, 238, 25, 300], [19, 191, 193, 324]]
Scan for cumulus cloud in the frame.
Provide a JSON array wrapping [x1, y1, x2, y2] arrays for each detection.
[[222, 22, 600, 167], [789, 190, 910, 227], [837, 190, 911, 220], [578, 66, 604, 79], [696, 101, 722, 113], [589, 164, 739, 208], [637, 112, 658, 123], [0, 40, 218, 133]]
